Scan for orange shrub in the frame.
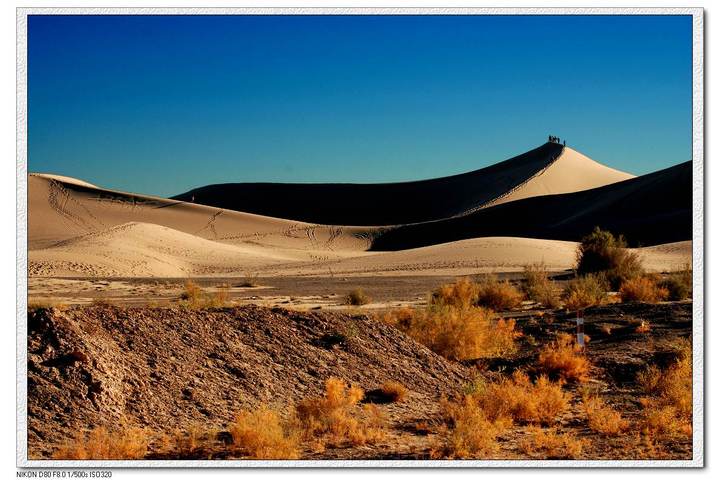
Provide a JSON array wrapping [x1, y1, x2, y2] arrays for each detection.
[[53, 425, 149, 460], [384, 304, 519, 361], [537, 334, 590, 383], [379, 381, 409, 403], [619, 277, 669, 303], [473, 371, 569, 425], [432, 278, 478, 308], [582, 396, 629, 435], [229, 406, 300, 459], [519, 426, 585, 459], [434, 396, 502, 459], [295, 377, 386, 446], [475, 276, 523, 311]]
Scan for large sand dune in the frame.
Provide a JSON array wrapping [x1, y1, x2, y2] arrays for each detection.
[[172, 143, 632, 225], [371, 161, 692, 251], [27, 143, 691, 279]]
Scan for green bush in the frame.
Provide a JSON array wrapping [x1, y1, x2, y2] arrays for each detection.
[[576, 227, 643, 290]]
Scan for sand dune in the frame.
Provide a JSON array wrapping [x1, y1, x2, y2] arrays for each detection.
[[27, 142, 691, 279], [173, 142, 632, 226], [28, 174, 371, 252], [371, 161, 691, 251]]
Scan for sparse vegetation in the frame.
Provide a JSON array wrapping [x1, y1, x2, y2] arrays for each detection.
[[229, 406, 300, 459], [433, 396, 502, 459], [537, 333, 590, 383], [379, 381, 409, 403], [53, 425, 149, 460], [294, 377, 387, 447], [582, 396, 629, 435], [179, 280, 229, 308], [471, 371, 569, 425], [619, 276, 669, 303], [383, 304, 519, 361], [475, 275, 523, 311], [345, 288, 371, 306], [522, 263, 560, 309], [576, 227, 643, 289], [637, 340, 692, 439], [659, 266, 692, 301], [519, 426, 585, 459], [563, 274, 608, 311]]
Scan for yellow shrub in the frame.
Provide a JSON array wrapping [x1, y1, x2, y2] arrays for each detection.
[[379, 380, 409, 403], [384, 304, 519, 361], [519, 426, 585, 459], [229, 406, 300, 459], [295, 377, 386, 446], [53, 425, 149, 460], [475, 276, 523, 311], [523, 263, 561, 309], [563, 274, 607, 311], [619, 276, 669, 303], [537, 333, 590, 383], [432, 278, 478, 308], [582, 396, 629, 435], [473, 371, 569, 425], [434, 396, 502, 459]]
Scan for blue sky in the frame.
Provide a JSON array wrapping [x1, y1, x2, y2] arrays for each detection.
[[28, 15, 692, 197]]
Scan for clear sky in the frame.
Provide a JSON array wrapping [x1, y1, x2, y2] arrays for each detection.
[[28, 14, 692, 197]]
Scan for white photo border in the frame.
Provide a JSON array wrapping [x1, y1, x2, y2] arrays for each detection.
[[15, 6, 705, 468]]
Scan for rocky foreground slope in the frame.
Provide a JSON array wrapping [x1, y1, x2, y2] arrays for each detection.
[[27, 305, 471, 459]]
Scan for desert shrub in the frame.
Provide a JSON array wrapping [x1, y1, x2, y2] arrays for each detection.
[[582, 396, 629, 435], [659, 266, 692, 301], [433, 396, 502, 459], [537, 333, 590, 383], [637, 340, 692, 438], [563, 274, 608, 311], [619, 276, 669, 303], [475, 276, 523, 311], [345, 288, 371, 306], [179, 281, 229, 308], [295, 377, 386, 446], [379, 381, 409, 403], [522, 263, 560, 309], [384, 304, 519, 361], [236, 273, 260, 288], [576, 227, 644, 289], [431, 278, 478, 308], [229, 406, 300, 459], [518, 426, 585, 459], [472, 371, 569, 425], [28, 298, 66, 311], [53, 425, 149, 460]]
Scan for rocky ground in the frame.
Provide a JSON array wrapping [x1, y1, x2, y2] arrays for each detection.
[[26, 300, 693, 460]]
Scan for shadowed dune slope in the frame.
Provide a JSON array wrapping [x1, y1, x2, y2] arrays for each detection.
[[172, 142, 630, 226], [371, 161, 691, 251]]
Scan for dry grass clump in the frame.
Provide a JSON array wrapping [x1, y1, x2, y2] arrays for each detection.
[[576, 227, 643, 289], [383, 304, 519, 361], [637, 340, 692, 438], [229, 406, 300, 459], [582, 396, 629, 435], [28, 298, 66, 311], [53, 425, 149, 460], [179, 280, 229, 308], [433, 396, 503, 459], [522, 263, 560, 309], [379, 381, 409, 403], [563, 274, 608, 311], [537, 334, 590, 383], [519, 426, 586, 459], [295, 377, 387, 447], [432, 277, 478, 308], [475, 276, 523, 311], [619, 276, 669, 303], [472, 371, 569, 425], [659, 265, 692, 301], [345, 288, 371, 306]]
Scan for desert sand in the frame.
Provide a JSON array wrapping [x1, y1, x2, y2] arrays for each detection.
[[28, 143, 691, 279]]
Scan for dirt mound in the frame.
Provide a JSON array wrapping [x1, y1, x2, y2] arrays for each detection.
[[27, 305, 471, 458]]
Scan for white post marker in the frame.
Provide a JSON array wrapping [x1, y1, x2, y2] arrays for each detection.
[[576, 309, 585, 350]]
